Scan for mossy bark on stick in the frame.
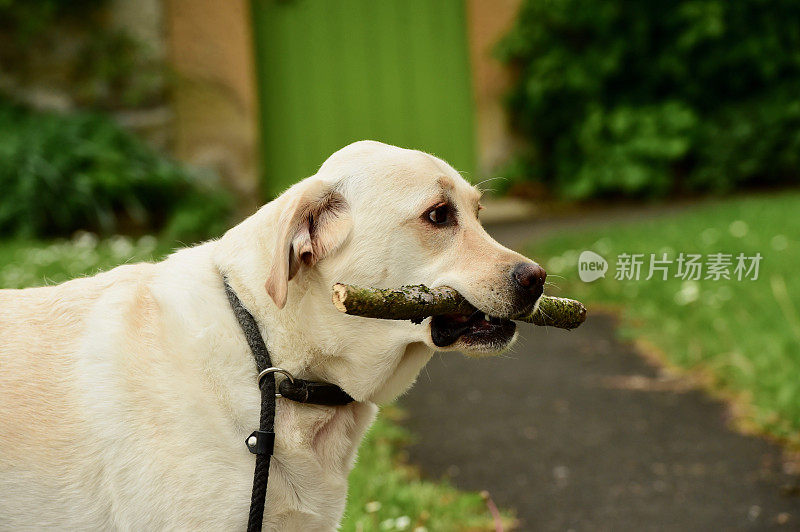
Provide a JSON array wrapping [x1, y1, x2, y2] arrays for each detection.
[[331, 283, 587, 330]]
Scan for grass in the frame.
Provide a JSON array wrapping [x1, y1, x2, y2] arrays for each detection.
[[529, 192, 800, 446], [343, 406, 513, 531], [0, 234, 172, 288], [0, 234, 509, 531]]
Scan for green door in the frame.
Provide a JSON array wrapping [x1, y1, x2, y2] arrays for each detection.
[[251, 0, 476, 197]]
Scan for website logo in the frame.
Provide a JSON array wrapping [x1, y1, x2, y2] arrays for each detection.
[[578, 250, 608, 282]]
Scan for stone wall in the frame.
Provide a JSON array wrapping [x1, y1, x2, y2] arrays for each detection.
[[164, 0, 261, 212], [467, 0, 523, 177]]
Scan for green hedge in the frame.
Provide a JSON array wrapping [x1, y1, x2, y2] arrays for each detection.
[[0, 99, 232, 240], [498, 0, 800, 198]]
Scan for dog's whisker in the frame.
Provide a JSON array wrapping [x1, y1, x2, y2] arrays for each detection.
[[474, 176, 508, 188]]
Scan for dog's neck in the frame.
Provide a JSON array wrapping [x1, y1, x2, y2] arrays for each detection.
[[213, 204, 314, 372], [211, 205, 435, 404]]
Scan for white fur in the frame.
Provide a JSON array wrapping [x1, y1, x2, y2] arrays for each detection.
[[0, 141, 534, 530]]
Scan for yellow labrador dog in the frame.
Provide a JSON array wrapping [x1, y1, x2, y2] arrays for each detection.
[[0, 141, 545, 530]]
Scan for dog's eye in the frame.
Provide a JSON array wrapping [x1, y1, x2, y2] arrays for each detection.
[[425, 203, 451, 225]]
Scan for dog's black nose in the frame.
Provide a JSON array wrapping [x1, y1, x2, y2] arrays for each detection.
[[512, 262, 547, 301]]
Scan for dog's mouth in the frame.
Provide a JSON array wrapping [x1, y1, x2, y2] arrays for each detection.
[[430, 309, 517, 349]]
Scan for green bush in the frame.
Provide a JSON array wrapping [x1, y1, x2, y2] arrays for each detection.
[[0, 0, 92, 42], [0, 0, 163, 109], [498, 0, 800, 198], [0, 99, 233, 240]]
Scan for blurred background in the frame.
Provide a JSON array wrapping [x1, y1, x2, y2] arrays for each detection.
[[4, 0, 800, 232], [1, 0, 799, 530]]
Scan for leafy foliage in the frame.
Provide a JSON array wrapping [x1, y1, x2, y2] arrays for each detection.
[[0, 0, 163, 109], [0, 100, 232, 240], [0, 0, 98, 42], [498, 0, 800, 198]]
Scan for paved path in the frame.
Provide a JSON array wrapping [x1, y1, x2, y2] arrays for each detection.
[[399, 220, 800, 531]]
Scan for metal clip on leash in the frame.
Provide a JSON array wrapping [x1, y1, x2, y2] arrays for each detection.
[[244, 368, 294, 457]]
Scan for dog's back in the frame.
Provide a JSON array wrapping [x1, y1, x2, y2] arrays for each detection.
[[0, 264, 156, 528], [0, 246, 265, 530]]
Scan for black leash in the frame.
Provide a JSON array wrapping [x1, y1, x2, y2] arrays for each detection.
[[223, 280, 354, 532]]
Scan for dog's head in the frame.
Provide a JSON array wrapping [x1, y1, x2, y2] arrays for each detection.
[[224, 141, 545, 402]]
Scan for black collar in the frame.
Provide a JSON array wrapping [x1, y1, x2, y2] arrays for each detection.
[[223, 279, 354, 407], [222, 278, 353, 532]]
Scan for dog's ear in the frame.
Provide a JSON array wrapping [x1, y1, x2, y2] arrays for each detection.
[[265, 180, 352, 309]]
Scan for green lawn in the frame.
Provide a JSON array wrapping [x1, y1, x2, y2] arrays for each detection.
[[530, 192, 800, 446], [0, 235, 509, 531]]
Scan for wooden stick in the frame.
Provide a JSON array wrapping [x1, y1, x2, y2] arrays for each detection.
[[331, 283, 587, 330]]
